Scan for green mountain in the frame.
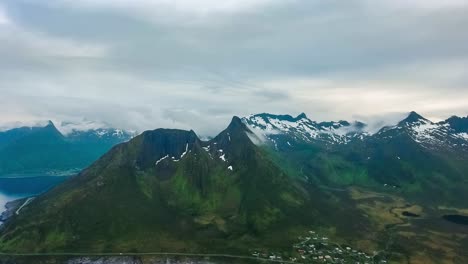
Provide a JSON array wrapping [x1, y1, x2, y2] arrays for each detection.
[[0, 122, 133, 176], [0, 117, 317, 253], [243, 112, 468, 205], [1, 113, 468, 264]]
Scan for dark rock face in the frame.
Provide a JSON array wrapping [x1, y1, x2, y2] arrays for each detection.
[[443, 116, 468, 133], [136, 129, 200, 170]]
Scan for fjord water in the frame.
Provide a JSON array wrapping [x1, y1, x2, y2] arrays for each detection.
[[0, 175, 69, 214]]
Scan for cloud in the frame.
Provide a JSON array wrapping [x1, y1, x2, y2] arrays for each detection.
[[371, 0, 468, 9], [0, 27, 108, 59], [0, 5, 10, 25], [0, 5, 108, 64], [0, 0, 466, 136], [45, 0, 283, 16]]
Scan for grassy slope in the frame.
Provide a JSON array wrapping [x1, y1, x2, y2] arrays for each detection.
[[0, 119, 320, 253], [265, 130, 468, 207]]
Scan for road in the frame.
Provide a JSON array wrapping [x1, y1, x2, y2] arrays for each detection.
[[15, 197, 34, 215], [0, 251, 298, 264]]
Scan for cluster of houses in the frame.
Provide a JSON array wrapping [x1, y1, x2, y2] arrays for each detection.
[[251, 230, 388, 264]]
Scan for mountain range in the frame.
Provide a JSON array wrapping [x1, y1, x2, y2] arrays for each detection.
[[0, 112, 467, 263], [244, 112, 468, 204], [243, 111, 468, 150], [0, 121, 134, 176]]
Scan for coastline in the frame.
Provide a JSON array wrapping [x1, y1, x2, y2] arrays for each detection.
[[0, 197, 28, 224]]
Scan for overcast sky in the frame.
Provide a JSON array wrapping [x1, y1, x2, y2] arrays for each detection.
[[0, 0, 467, 135]]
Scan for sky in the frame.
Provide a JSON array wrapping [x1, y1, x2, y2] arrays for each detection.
[[0, 0, 467, 136]]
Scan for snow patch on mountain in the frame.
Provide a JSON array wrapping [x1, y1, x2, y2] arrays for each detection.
[[155, 155, 169, 166], [455, 132, 468, 140], [377, 112, 468, 151], [180, 143, 189, 158], [407, 119, 440, 143], [242, 113, 368, 145]]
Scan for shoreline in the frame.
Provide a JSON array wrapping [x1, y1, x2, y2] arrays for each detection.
[[0, 197, 29, 224]]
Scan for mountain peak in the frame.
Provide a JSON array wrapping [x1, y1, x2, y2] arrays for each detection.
[[398, 111, 429, 125], [444, 115, 468, 133], [44, 120, 57, 129], [253, 113, 296, 121], [221, 116, 251, 137], [445, 115, 468, 122], [228, 116, 243, 127], [42, 120, 64, 137], [250, 112, 312, 122], [297, 112, 308, 119], [226, 116, 251, 134]]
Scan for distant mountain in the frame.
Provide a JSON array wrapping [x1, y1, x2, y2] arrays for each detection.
[[0, 121, 134, 176], [242, 113, 368, 148], [376, 111, 468, 153], [0, 117, 314, 253], [243, 112, 468, 204]]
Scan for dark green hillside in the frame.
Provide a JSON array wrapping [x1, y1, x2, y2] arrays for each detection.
[[0, 117, 315, 253], [261, 114, 468, 206]]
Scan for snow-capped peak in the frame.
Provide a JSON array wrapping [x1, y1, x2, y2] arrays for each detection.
[[242, 113, 368, 145], [377, 112, 468, 151], [398, 111, 431, 127]]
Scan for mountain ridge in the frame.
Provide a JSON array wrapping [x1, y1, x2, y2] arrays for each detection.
[[1, 112, 468, 263], [0, 116, 312, 253]]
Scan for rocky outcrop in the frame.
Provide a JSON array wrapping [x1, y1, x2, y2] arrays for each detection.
[[0, 198, 26, 223]]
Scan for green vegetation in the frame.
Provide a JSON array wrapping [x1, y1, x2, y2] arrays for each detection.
[[1, 116, 468, 264], [0, 118, 311, 254]]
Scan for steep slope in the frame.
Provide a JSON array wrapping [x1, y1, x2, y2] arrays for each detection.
[[0, 122, 133, 176], [0, 117, 310, 253]]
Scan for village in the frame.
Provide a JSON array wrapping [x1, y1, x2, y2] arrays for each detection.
[[251, 231, 388, 264]]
